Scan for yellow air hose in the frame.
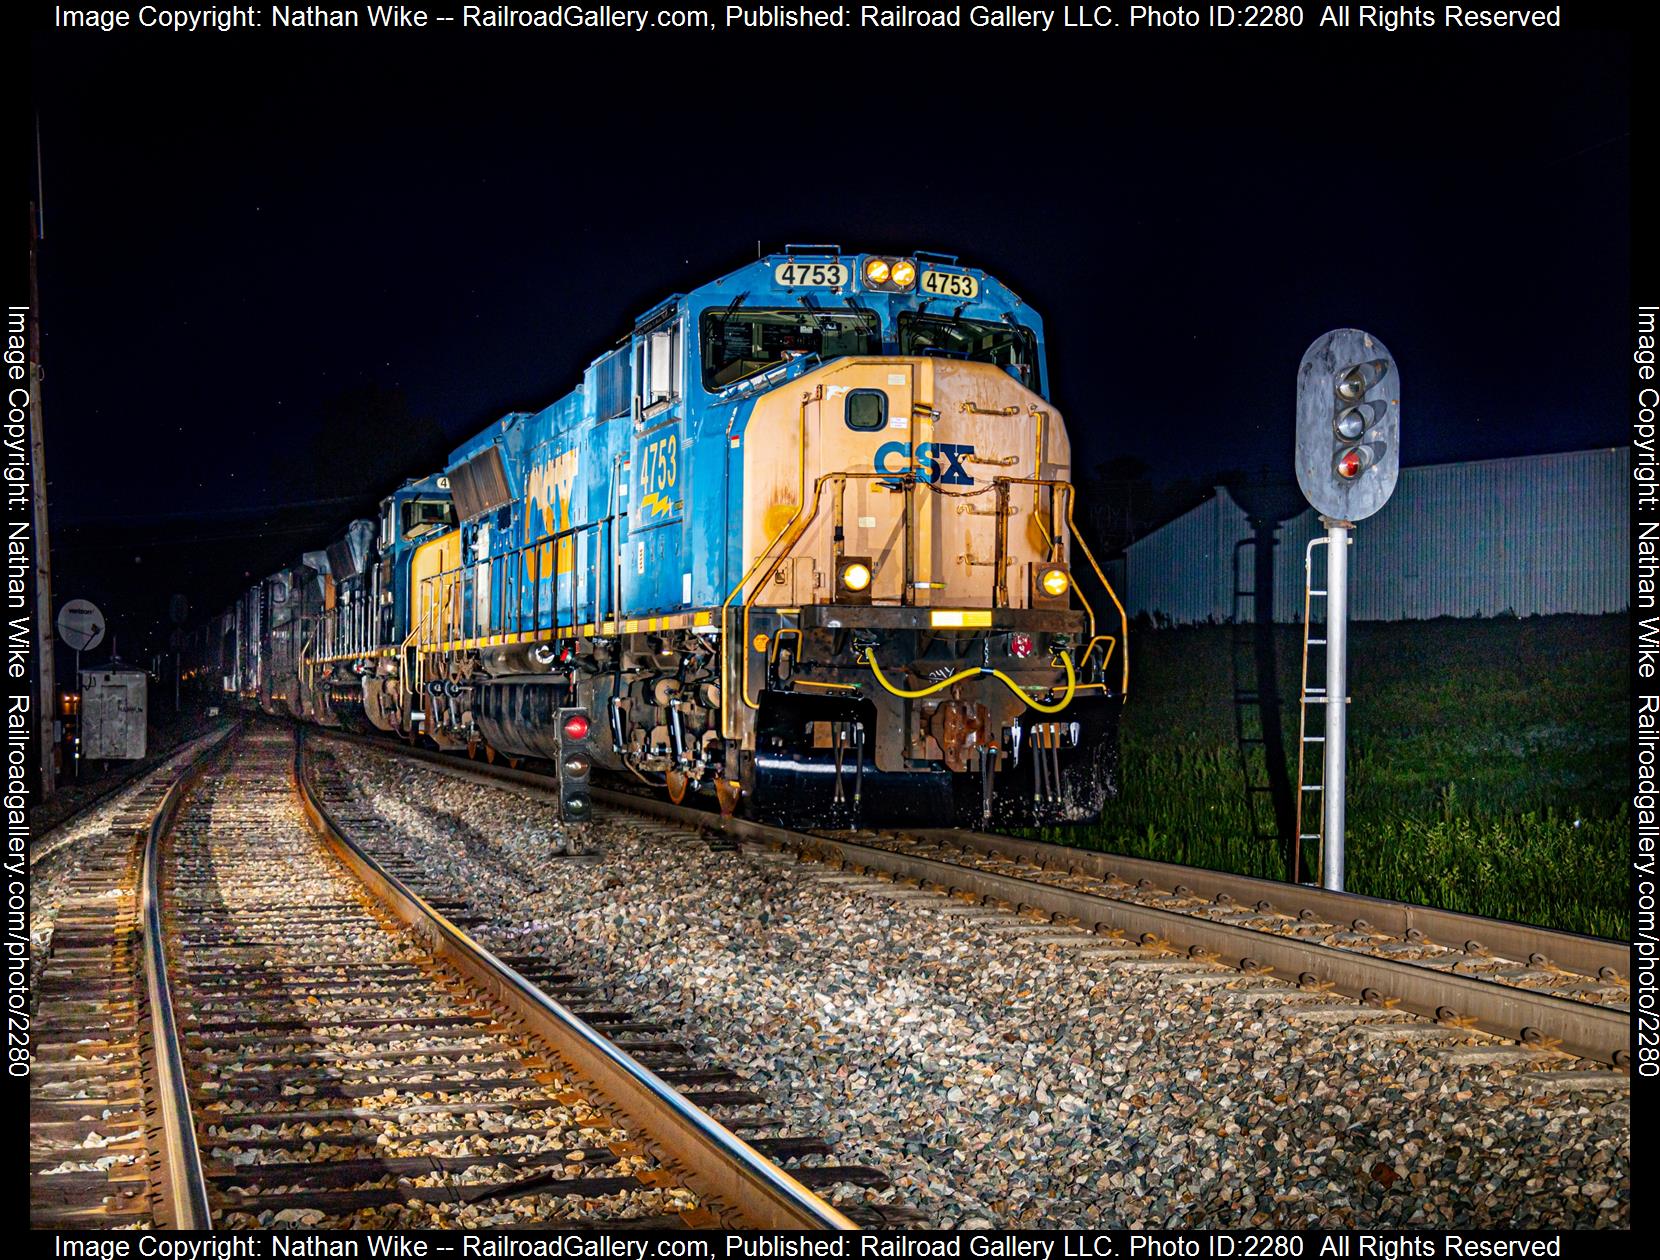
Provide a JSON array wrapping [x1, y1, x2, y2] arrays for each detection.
[[861, 647, 1078, 714]]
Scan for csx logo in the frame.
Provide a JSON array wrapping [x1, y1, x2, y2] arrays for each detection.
[[874, 441, 977, 486]]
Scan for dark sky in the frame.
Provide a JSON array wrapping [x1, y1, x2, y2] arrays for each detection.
[[27, 15, 1634, 655]]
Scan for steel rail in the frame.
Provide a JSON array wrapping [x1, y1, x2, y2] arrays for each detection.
[[31, 722, 231, 866], [138, 726, 240, 1230], [291, 729, 857, 1231], [912, 828, 1630, 983], [308, 732, 1630, 1067]]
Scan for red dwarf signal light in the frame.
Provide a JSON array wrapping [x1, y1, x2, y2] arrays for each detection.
[[562, 713, 590, 741]]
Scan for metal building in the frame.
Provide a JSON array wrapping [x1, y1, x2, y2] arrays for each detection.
[[80, 662, 148, 760], [1124, 447, 1630, 624]]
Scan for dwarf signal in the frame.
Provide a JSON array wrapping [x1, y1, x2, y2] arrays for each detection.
[[557, 708, 593, 823]]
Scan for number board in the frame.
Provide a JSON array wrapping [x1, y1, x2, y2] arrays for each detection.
[[920, 270, 979, 299], [774, 261, 848, 288]]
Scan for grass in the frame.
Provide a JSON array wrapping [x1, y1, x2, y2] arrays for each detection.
[[1029, 615, 1629, 938]]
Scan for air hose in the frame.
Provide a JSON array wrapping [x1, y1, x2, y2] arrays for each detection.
[[860, 646, 1078, 714]]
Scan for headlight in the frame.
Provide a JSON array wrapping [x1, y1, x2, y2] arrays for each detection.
[[890, 259, 916, 288], [863, 258, 891, 285], [836, 556, 875, 602], [1040, 567, 1070, 597]]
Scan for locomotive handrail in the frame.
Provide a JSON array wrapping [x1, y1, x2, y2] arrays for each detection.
[[718, 389, 818, 737], [729, 469, 1130, 717], [416, 513, 616, 653]]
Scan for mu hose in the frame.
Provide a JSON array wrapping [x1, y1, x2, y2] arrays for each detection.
[[860, 647, 1078, 714]]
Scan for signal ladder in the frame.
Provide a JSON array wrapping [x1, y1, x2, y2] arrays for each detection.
[[1293, 532, 1349, 885]]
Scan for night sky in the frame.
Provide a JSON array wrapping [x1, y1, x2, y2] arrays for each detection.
[[26, 16, 1633, 658]]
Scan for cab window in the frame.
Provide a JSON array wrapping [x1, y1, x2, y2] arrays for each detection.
[[896, 312, 1040, 391], [845, 390, 887, 431], [402, 497, 455, 541], [637, 321, 682, 414], [701, 308, 881, 390]]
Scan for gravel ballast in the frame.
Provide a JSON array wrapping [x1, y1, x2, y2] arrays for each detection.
[[316, 741, 1630, 1229]]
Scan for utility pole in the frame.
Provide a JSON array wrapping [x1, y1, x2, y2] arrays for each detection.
[[28, 200, 57, 795]]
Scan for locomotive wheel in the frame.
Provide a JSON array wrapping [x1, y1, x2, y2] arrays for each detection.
[[666, 768, 689, 805], [715, 777, 742, 818]]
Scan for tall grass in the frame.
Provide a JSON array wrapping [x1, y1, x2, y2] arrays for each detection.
[[1029, 615, 1629, 938]]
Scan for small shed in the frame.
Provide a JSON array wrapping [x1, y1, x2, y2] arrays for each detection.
[[80, 662, 148, 760]]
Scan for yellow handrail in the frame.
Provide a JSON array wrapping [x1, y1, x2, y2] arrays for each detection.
[[719, 390, 816, 738], [861, 647, 1078, 715]]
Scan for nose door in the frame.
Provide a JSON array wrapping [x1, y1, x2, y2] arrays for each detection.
[[828, 363, 928, 605]]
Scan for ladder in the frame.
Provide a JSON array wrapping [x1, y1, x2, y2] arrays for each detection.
[[1230, 537, 1282, 848], [1294, 534, 1341, 884]]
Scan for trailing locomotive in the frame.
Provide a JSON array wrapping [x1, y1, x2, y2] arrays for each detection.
[[187, 248, 1128, 826]]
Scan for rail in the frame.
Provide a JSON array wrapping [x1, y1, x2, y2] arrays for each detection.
[[138, 727, 238, 1229], [292, 729, 857, 1230]]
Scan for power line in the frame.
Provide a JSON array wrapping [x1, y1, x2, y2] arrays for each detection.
[[54, 493, 372, 527]]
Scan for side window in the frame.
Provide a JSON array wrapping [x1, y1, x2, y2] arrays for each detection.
[[638, 321, 682, 413], [845, 389, 887, 432]]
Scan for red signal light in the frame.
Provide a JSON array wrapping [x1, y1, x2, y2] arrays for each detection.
[[562, 713, 590, 741], [1337, 449, 1362, 479], [1009, 633, 1034, 659]]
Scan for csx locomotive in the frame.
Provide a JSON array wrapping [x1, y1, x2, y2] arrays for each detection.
[[189, 247, 1128, 825]]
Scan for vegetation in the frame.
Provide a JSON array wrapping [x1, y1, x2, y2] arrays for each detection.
[[1032, 615, 1629, 938]]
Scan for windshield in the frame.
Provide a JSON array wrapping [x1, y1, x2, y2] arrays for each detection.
[[402, 497, 455, 541], [701, 307, 882, 389], [897, 312, 1040, 390]]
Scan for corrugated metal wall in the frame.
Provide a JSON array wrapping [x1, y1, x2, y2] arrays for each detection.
[[1125, 447, 1630, 624]]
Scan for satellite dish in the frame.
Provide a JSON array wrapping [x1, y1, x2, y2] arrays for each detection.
[[57, 599, 106, 653]]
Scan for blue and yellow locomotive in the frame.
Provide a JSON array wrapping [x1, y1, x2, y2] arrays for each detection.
[[198, 248, 1128, 825]]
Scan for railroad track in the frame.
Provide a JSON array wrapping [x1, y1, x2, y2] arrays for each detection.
[[29, 724, 238, 1228], [32, 725, 884, 1230], [319, 731, 1630, 1076], [30, 726, 234, 871]]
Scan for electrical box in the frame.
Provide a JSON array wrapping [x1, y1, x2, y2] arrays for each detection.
[[80, 666, 148, 760]]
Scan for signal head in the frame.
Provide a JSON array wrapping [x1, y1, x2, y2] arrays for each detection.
[[1294, 329, 1401, 522]]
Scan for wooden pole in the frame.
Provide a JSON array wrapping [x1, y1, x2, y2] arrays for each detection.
[[28, 201, 57, 795]]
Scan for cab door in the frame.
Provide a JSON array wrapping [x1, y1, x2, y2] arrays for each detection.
[[831, 363, 927, 605]]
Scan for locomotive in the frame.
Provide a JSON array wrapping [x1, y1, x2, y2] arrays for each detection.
[[188, 248, 1128, 826]]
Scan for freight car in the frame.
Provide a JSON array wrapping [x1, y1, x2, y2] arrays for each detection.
[[192, 248, 1128, 826]]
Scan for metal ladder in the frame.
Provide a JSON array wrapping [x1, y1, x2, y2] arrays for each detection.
[[1293, 536, 1330, 884]]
